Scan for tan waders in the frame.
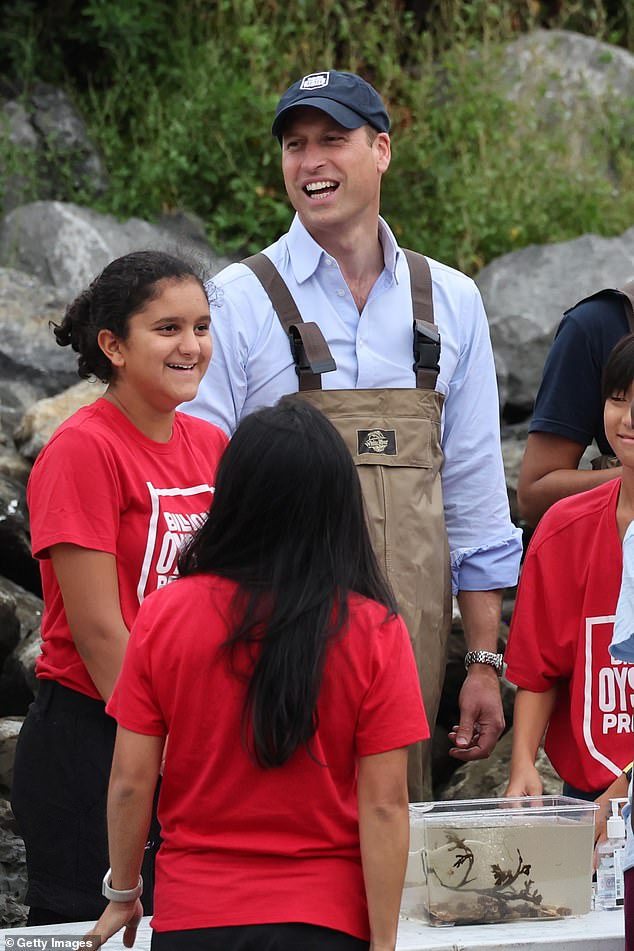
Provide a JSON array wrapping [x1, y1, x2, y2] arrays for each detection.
[[243, 250, 452, 800]]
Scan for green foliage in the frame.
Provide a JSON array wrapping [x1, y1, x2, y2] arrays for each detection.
[[0, 0, 633, 272], [0, 132, 40, 211], [382, 44, 634, 272]]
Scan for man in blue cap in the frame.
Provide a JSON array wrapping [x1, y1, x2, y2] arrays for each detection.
[[183, 70, 522, 799]]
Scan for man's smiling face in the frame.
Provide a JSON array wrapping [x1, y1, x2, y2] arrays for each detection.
[[280, 107, 390, 240]]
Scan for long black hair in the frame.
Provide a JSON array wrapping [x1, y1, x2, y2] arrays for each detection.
[[178, 399, 396, 768]]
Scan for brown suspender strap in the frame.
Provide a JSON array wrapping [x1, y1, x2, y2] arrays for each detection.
[[242, 252, 335, 390], [620, 280, 634, 334], [403, 248, 434, 325], [242, 253, 303, 336], [242, 248, 440, 391], [402, 248, 441, 390]]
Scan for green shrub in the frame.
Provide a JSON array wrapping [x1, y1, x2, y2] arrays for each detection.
[[0, 0, 632, 272]]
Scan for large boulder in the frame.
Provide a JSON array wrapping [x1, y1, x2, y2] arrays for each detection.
[[0, 444, 30, 487], [477, 227, 634, 415], [0, 268, 76, 436], [1, 82, 108, 215], [0, 798, 27, 927], [0, 719, 22, 795], [0, 577, 44, 716], [0, 475, 39, 595], [15, 379, 106, 463], [435, 727, 563, 801], [0, 588, 20, 670], [0, 201, 233, 302], [503, 29, 634, 151]]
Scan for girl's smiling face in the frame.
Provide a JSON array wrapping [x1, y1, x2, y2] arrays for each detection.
[[99, 276, 212, 415]]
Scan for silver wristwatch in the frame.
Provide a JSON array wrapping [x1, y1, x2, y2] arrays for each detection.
[[102, 868, 143, 902], [464, 650, 504, 674]]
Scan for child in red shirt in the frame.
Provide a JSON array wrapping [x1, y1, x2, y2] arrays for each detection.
[[11, 251, 228, 925], [505, 334, 634, 804], [89, 400, 428, 951]]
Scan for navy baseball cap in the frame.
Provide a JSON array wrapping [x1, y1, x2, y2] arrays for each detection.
[[272, 70, 391, 139]]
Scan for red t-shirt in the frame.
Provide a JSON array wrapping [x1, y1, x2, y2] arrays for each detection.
[[505, 478, 633, 792], [107, 574, 429, 939], [28, 398, 228, 699]]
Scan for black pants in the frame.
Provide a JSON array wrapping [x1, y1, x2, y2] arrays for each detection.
[[151, 923, 370, 951], [11, 680, 160, 924], [562, 781, 606, 801]]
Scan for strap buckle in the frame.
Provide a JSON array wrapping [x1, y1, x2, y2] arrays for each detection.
[[289, 323, 337, 377], [413, 319, 441, 376]]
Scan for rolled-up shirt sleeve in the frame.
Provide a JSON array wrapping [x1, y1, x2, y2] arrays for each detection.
[[438, 277, 522, 593]]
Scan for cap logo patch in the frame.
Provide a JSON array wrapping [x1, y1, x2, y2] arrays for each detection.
[[300, 72, 330, 90]]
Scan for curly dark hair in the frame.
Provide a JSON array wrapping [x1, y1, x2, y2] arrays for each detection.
[[52, 250, 207, 383]]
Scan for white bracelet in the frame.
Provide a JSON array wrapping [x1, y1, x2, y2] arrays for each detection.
[[102, 868, 143, 903]]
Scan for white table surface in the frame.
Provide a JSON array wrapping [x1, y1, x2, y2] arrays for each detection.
[[0, 910, 625, 951]]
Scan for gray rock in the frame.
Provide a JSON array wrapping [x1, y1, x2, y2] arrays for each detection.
[[0, 587, 19, 668], [0, 447, 30, 488], [0, 577, 43, 715], [0, 201, 228, 302], [477, 227, 634, 412], [0, 798, 27, 926], [0, 101, 39, 218], [29, 82, 108, 196], [501, 429, 529, 523], [0, 267, 77, 435], [0, 475, 38, 594], [0, 893, 27, 928], [15, 379, 106, 462], [0, 83, 108, 215], [435, 727, 563, 801], [0, 718, 22, 795], [503, 29, 634, 123], [2, 101, 38, 150], [5, 630, 40, 702]]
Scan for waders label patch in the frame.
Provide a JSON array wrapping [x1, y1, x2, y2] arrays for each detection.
[[357, 429, 397, 455]]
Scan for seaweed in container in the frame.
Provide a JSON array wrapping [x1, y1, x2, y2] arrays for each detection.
[[419, 818, 591, 926]]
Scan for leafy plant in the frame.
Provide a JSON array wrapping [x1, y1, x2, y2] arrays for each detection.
[[0, 0, 632, 271]]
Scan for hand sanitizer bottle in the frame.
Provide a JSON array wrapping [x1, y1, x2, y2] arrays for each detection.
[[595, 797, 628, 911]]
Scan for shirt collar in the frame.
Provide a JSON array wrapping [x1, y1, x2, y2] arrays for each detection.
[[285, 215, 325, 283], [284, 214, 402, 284], [378, 217, 400, 277]]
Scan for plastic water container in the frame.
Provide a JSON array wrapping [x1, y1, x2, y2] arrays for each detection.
[[401, 795, 598, 927]]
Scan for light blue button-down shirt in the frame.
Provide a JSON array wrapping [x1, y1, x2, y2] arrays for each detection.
[[182, 215, 522, 594]]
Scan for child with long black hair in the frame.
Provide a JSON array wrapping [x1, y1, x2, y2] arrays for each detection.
[[87, 399, 428, 951]]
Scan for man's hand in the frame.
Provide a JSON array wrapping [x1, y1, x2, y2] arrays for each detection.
[[448, 664, 504, 761], [83, 898, 143, 949]]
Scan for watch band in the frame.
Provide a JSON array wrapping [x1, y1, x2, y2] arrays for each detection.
[[464, 649, 504, 673], [102, 868, 143, 903]]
